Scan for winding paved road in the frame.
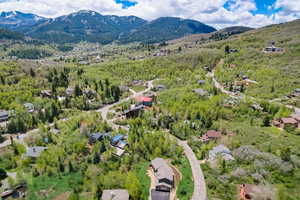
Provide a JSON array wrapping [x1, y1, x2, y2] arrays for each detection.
[[0, 79, 208, 200], [177, 140, 207, 200]]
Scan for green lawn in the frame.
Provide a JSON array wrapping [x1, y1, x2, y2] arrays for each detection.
[[26, 173, 82, 200], [135, 162, 151, 200], [176, 157, 194, 200]]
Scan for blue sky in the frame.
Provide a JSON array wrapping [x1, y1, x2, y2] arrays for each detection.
[[0, 0, 299, 28]]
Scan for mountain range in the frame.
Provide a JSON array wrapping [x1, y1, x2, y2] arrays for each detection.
[[0, 10, 217, 44]]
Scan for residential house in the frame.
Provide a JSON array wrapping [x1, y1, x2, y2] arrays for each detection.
[[24, 103, 34, 113], [0, 110, 10, 122], [150, 158, 174, 192], [111, 134, 128, 157], [209, 144, 235, 161], [40, 90, 52, 98], [1, 184, 26, 200], [136, 96, 153, 107], [201, 130, 222, 142], [25, 147, 48, 159], [101, 189, 129, 200], [124, 105, 144, 118]]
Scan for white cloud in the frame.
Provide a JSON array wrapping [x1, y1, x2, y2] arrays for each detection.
[[0, 0, 299, 29]]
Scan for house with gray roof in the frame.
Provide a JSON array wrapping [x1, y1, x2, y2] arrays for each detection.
[[101, 189, 129, 200], [25, 147, 48, 158], [0, 110, 10, 122], [151, 189, 170, 200], [150, 158, 174, 192], [24, 103, 34, 113]]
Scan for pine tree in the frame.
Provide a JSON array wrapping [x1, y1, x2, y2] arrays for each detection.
[[30, 68, 36, 77]]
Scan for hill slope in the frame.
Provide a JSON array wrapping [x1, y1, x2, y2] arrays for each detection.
[[211, 19, 300, 103], [0, 10, 216, 44], [119, 17, 216, 43]]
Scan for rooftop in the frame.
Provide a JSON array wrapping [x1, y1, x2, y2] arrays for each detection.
[[101, 189, 129, 200], [151, 158, 174, 183]]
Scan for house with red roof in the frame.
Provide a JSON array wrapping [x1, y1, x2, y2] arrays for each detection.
[[200, 130, 222, 142], [136, 96, 153, 107]]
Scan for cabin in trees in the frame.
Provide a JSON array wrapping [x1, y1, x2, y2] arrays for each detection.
[[0, 110, 10, 122], [201, 130, 222, 142], [150, 158, 174, 192], [101, 189, 129, 200]]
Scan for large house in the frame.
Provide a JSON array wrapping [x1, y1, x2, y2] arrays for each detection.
[[101, 189, 129, 200], [201, 130, 222, 142], [0, 110, 10, 122], [150, 158, 174, 192]]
